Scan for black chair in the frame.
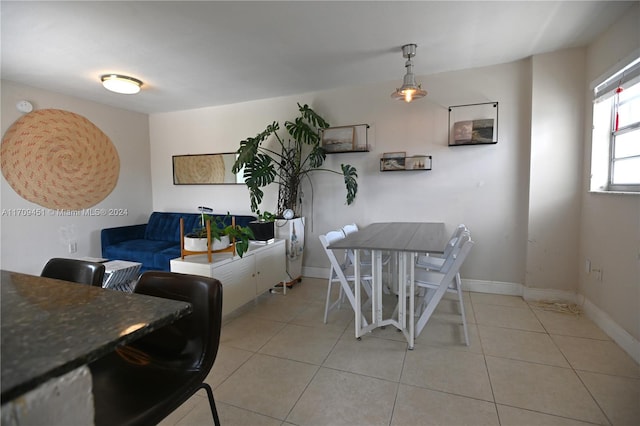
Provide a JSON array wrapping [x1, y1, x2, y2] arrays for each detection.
[[89, 271, 223, 426], [41, 257, 105, 286]]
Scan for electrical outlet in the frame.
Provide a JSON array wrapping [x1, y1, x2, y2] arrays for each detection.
[[68, 241, 77, 254], [591, 267, 603, 282], [585, 259, 591, 274]]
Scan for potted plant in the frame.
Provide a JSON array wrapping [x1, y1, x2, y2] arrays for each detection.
[[232, 103, 358, 217], [248, 210, 276, 242], [184, 212, 255, 257]]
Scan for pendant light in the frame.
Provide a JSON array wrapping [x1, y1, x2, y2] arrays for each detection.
[[391, 44, 427, 102]]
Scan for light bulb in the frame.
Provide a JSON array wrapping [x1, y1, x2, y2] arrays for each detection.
[[404, 90, 414, 102]]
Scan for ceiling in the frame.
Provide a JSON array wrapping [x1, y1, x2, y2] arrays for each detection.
[[1, 1, 634, 114]]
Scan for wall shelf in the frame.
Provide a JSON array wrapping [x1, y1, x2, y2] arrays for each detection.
[[321, 123, 369, 153], [380, 155, 432, 172], [448, 102, 498, 146]]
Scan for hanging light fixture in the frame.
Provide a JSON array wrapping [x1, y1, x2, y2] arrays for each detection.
[[100, 74, 143, 94], [391, 44, 427, 103]]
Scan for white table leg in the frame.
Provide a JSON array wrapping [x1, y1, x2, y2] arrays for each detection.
[[354, 248, 362, 338], [409, 251, 415, 349], [398, 251, 405, 328], [374, 250, 383, 324]]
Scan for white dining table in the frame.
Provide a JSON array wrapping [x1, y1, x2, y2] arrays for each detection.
[[328, 222, 445, 349]]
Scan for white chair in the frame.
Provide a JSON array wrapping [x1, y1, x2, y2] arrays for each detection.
[[413, 233, 474, 345], [415, 224, 468, 271], [320, 231, 373, 324], [342, 223, 392, 292]]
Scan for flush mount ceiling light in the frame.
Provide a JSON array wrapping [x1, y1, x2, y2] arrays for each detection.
[[100, 74, 143, 94], [391, 44, 427, 103]]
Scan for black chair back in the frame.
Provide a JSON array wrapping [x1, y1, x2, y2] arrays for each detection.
[[41, 258, 105, 286], [133, 271, 222, 372], [90, 271, 223, 426]]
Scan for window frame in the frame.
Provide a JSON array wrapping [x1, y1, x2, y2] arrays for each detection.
[[608, 87, 640, 192], [591, 54, 640, 194]]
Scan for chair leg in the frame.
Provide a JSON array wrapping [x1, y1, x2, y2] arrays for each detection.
[[198, 383, 221, 426], [324, 271, 334, 324], [455, 273, 469, 346]]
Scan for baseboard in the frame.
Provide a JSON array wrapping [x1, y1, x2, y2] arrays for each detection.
[[582, 297, 640, 365], [522, 287, 581, 304], [462, 279, 523, 296], [302, 266, 327, 279]]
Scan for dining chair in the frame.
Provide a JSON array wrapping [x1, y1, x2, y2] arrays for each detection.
[[320, 231, 372, 324], [413, 233, 474, 345], [415, 224, 468, 271], [40, 257, 105, 286], [89, 271, 223, 426], [341, 223, 392, 292]]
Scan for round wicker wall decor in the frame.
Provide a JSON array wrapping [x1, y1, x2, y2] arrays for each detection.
[[1, 109, 120, 210]]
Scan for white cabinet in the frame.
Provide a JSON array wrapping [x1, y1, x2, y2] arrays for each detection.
[[255, 243, 286, 295], [170, 239, 286, 317]]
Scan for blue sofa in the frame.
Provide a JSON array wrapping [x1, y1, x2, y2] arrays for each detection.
[[101, 211, 257, 272]]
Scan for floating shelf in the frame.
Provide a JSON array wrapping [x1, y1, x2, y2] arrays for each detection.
[[448, 102, 498, 146], [380, 155, 432, 172], [321, 123, 369, 153]]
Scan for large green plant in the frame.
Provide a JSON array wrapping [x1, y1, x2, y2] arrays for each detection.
[[232, 103, 358, 216]]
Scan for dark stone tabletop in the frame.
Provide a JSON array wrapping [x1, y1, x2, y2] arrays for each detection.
[[0, 270, 192, 403]]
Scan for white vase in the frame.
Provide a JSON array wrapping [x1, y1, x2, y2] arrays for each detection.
[[184, 235, 230, 251]]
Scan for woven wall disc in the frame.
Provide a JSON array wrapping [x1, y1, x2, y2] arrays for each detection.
[[1, 109, 120, 210], [173, 154, 225, 184]]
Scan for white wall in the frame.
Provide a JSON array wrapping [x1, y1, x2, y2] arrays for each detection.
[[526, 48, 585, 291], [581, 5, 640, 344], [150, 59, 533, 287], [1, 80, 152, 275]]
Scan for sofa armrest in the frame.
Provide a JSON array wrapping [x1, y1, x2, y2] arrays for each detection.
[[101, 224, 147, 252]]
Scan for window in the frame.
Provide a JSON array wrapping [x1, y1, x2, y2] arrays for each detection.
[[591, 56, 640, 192]]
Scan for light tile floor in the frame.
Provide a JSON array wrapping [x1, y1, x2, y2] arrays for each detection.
[[160, 277, 639, 426]]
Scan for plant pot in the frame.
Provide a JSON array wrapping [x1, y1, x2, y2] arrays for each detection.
[[248, 221, 275, 241], [184, 235, 230, 251]]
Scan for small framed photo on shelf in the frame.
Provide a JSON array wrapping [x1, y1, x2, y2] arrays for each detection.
[[321, 126, 355, 153], [405, 155, 432, 170], [321, 124, 369, 153], [380, 152, 406, 171], [448, 102, 498, 146]]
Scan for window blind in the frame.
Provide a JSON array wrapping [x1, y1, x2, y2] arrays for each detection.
[[594, 57, 640, 102]]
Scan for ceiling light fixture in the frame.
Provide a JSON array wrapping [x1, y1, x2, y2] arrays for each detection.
[[100, 74, 143, 94], [391, 44, 427, 103]]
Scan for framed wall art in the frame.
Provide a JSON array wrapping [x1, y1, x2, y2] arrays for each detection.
[[448, 102, 498, 146], [172, 153, 245, 185], [380, 152, 406, 171], [321, 123, 369, 153]]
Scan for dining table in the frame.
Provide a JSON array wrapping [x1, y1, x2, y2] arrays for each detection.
[[328, 222, 445, 349], [0, 269, 192, 422]]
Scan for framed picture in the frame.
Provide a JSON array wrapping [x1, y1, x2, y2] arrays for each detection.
[[405, 155, 432, 170], [380, 152, 406, 171], [321, 126, 356, 153], [448, 102, 498, 146], [172, 153, 244, 185]]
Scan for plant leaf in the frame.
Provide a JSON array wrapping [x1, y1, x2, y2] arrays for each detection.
[[308, 144, 326, 168], [297, 103, 329, 129], [341, 164, 358, 205]]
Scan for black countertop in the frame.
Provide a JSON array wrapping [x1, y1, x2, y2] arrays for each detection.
[[0, 270, 192, 403]]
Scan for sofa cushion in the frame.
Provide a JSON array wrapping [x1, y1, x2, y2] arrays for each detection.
[[103, 239, 176, 269], [154, 246, 184, 271], [144, 212, 200, 243]]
